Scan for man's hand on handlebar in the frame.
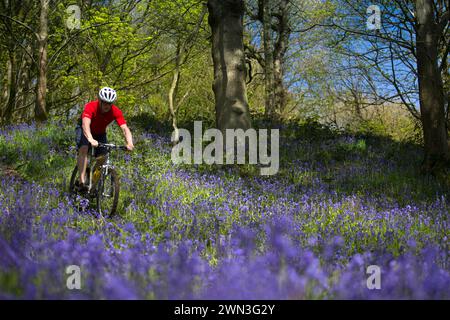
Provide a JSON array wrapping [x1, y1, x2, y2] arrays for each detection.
[[89, 139, 99, 147], [126, 143, 134, 151]]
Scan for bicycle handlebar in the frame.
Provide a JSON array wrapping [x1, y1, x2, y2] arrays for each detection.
[[96, 143, 128, 151]]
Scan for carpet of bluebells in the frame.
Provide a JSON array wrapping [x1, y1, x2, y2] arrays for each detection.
[[0, 120, 449, 299]]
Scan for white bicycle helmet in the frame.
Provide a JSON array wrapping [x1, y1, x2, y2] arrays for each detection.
[[98, 87, 117, 103]]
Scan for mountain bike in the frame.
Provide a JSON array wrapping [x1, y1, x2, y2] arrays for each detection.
[[69, 143, 127, 218]]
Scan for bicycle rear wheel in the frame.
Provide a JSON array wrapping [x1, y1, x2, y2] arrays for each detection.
[[96, 168, 120, 218], [69, 166, 78, 193]]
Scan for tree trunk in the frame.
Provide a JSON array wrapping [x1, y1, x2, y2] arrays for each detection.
[[1, 59, 9, 107], [273, 0, 289, 117], [169, 42, 182, 145], [35, 0, 49, 122], [207, 0, 251, 132], [351, 87, 363, 120], [15, 47, 32, 121], [262, 0, 275, 117], [2, 51, 17, 124], [415, 0, 449, 172], [168, 6, 206, 144]]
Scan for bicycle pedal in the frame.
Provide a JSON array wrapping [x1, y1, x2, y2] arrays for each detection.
[[75, 181, 89, 192]]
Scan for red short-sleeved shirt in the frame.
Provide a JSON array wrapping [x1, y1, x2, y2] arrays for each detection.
[[81, 100, 126, 135]]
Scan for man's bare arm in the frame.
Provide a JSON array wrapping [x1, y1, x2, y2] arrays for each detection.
[[82, 117, 98, 147], [120, 124, 134, 151]]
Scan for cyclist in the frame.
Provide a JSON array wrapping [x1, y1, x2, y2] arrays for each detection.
[[75, 87, 134, 191]]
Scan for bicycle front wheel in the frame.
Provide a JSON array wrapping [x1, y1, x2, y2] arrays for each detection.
[[96, 168, 120, 218]]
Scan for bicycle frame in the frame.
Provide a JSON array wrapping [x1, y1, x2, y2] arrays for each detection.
[[89, 144, 123, 197], [87, 147, 115, 194]]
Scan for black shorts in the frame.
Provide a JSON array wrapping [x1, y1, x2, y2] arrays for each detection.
[[75, 124, 108, 157]]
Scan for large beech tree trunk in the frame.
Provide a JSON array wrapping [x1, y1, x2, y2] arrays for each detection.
[[207, 0, 251, 131], [415, 0, 449, 172]]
